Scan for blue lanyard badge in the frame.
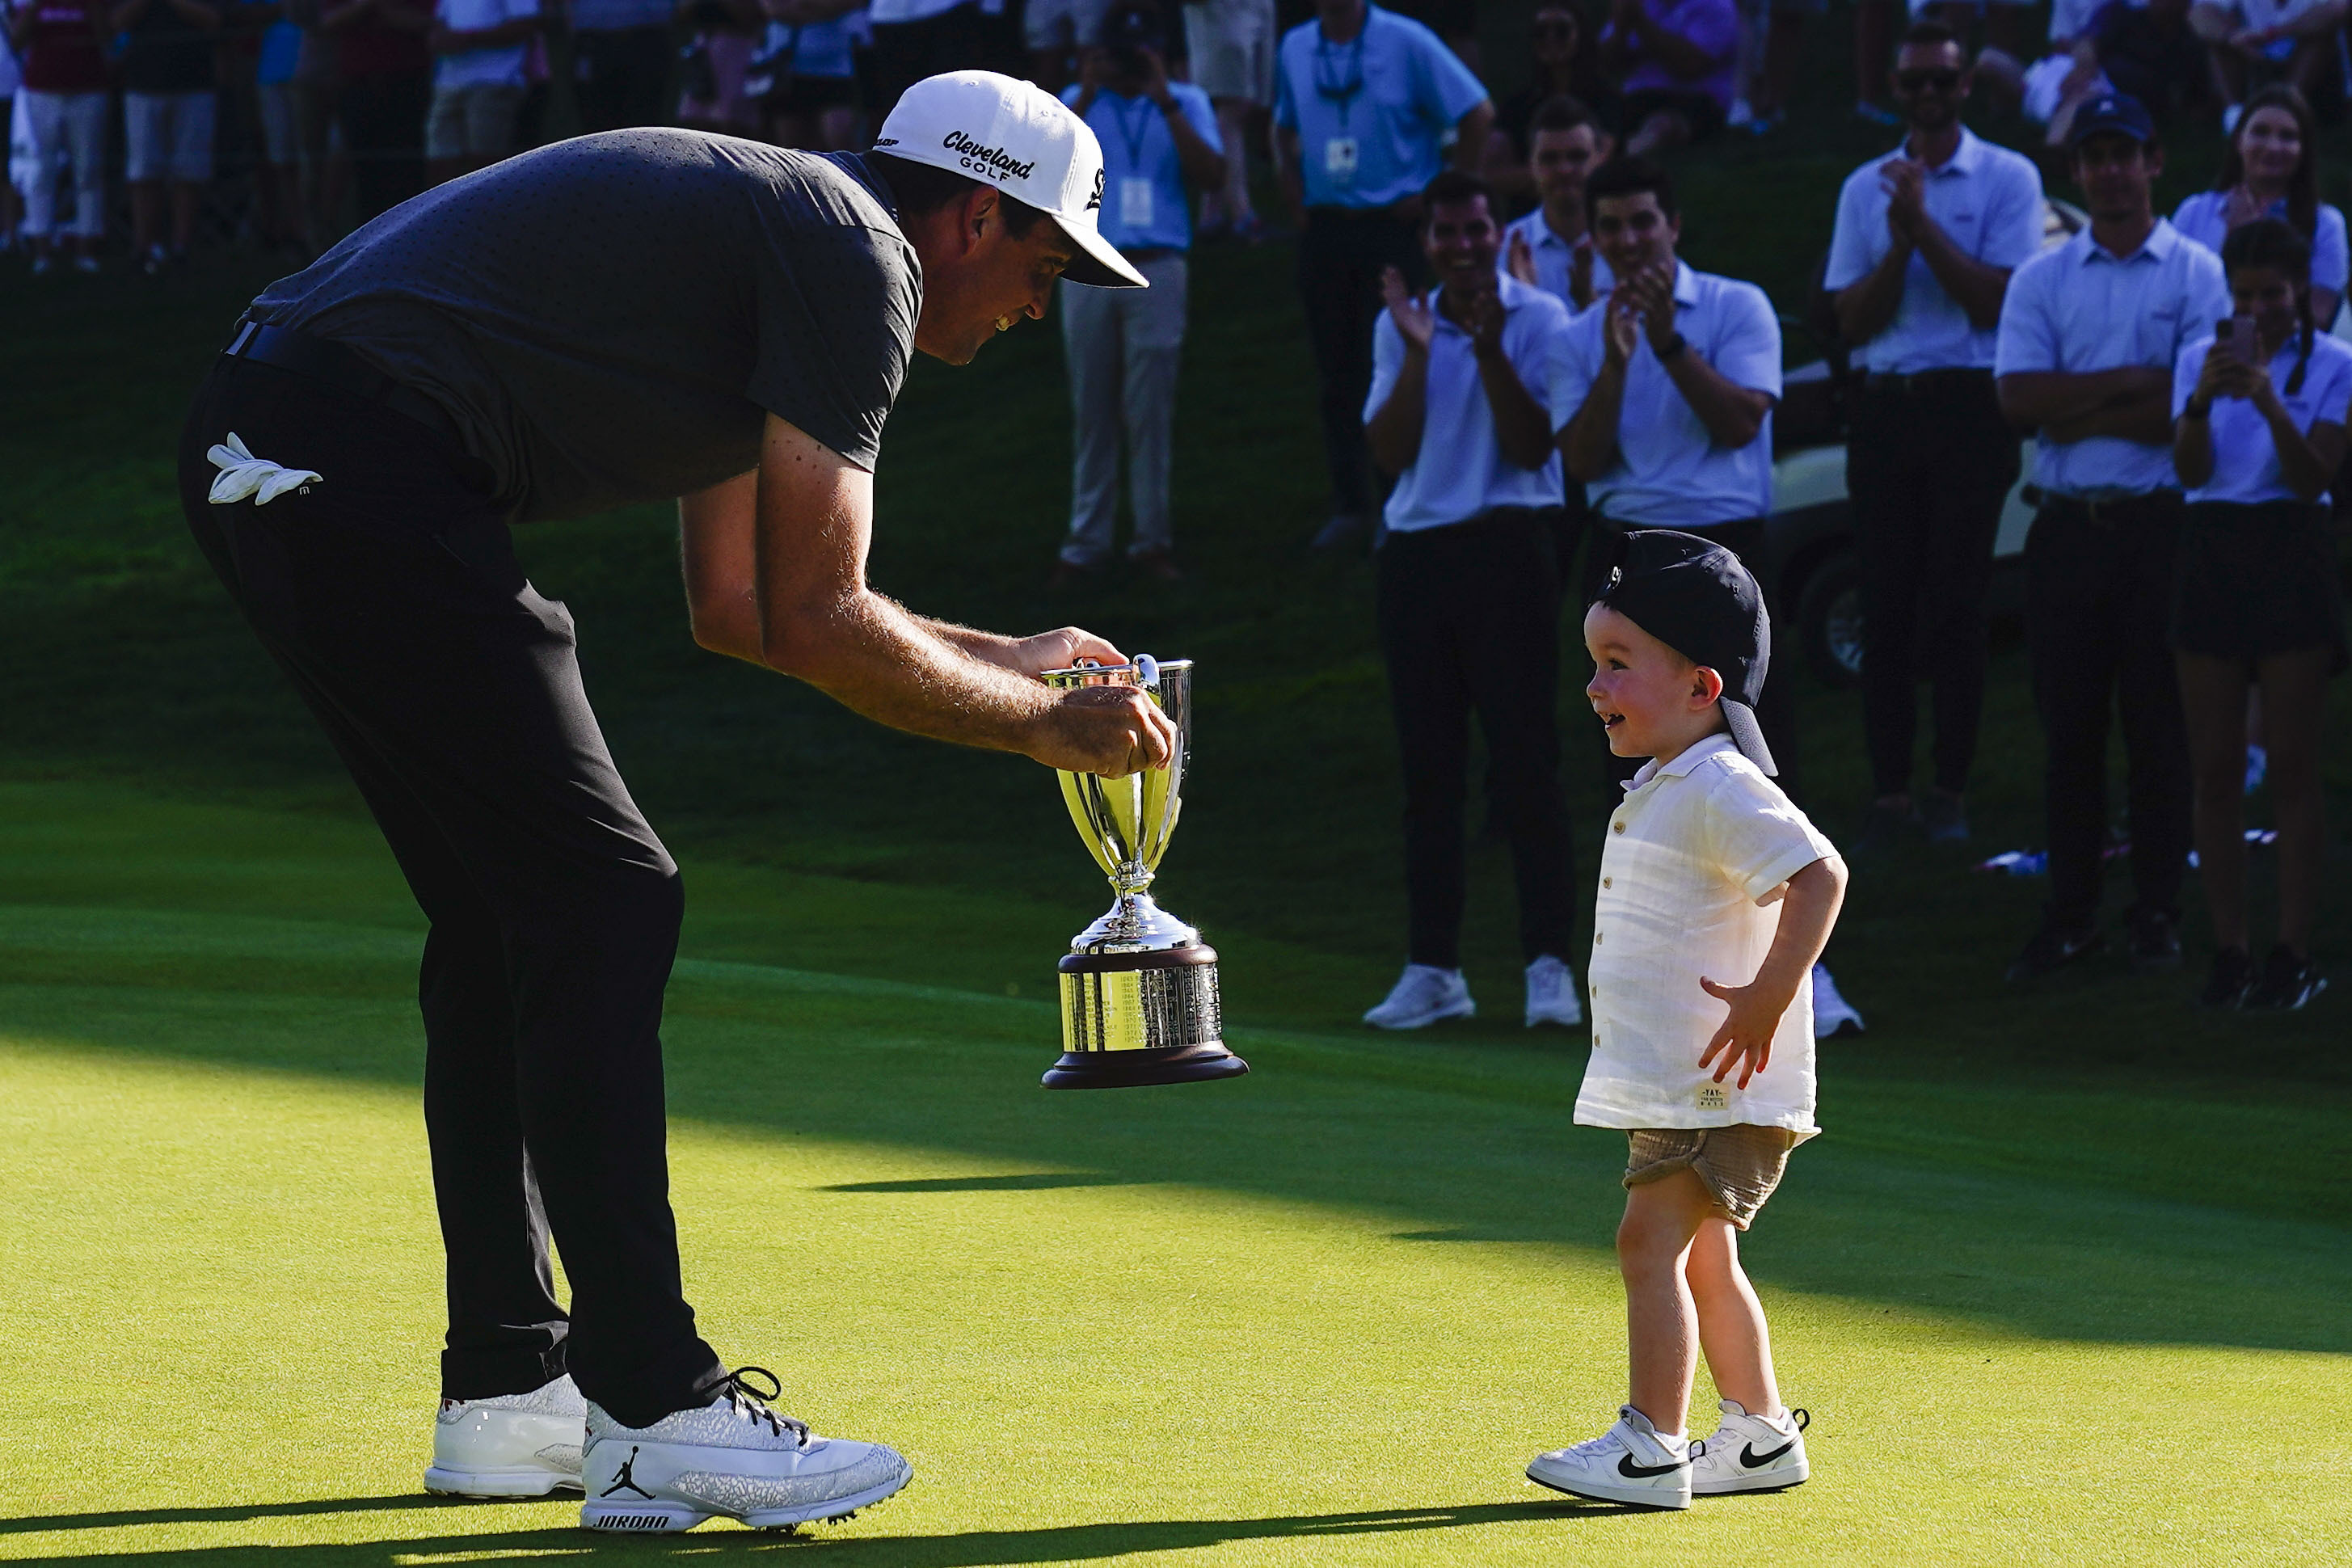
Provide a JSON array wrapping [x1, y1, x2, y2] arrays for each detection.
[[1106, 97, 1159, 230], [1312, 29, 1366, 126]]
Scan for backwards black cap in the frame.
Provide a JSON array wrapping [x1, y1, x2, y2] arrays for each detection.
[[1592, 528, 1775, 775]]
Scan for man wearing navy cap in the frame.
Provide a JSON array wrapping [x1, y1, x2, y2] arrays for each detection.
[[1995, 91, 2228, 981]]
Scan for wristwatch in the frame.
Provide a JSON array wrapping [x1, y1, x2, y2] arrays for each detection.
[[1654, 333, 1688, 361]]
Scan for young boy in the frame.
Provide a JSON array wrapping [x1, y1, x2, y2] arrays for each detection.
[[1528, 529, 1848, 1511]]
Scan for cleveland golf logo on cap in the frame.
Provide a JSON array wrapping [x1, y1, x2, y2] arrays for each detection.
[[942, 129, 1036, 183], [876, 70, 1150, 289]]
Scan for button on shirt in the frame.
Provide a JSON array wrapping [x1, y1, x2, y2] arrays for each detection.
[[1823, 129, 2046, 373], [2172, 328, 2352, 504], [1549, 262, 1781, 525], [1364, 275, 1572, 532], [1498, 206, 1615, 310], [1995, 219, 2230, 495], [1272, 5, 1486, 209], [1061, 82, 1221, 253], [2170, 190, 2351, 298], [1580, 735, 1837, 1134]]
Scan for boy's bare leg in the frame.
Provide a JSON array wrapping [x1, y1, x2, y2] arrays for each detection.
[[1686, 1213, 1781, 1416], [1616, 1169, 1716, 1435]]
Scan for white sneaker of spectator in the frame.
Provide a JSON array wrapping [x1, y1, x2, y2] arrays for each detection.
[[1362, 964, 1474, 1030], [1523, 955, 1583, 1028], [1810, 962, 1863, 1039]]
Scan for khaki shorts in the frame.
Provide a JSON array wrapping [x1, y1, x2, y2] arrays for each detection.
[[1625, 1124, 1801, 1230]]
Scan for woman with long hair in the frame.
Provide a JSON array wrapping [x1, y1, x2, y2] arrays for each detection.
[[2170, 217, 2349, 1011], [2173, 83, 2348, 324]]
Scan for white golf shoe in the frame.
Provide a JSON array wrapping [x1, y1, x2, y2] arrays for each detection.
[[1523, 955, 1584, 1028], [424, 1373, 587, 1497], [580, 1368, 912, 1533], [1690, 1399, 1809, 1494], [1362, 964, 1475, 1030], [1527, 1406, 1692, 1509], [1811, 962, 1864, 1038]]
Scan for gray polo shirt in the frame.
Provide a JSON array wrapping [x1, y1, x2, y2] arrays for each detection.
[[248, 130, 919, 523]]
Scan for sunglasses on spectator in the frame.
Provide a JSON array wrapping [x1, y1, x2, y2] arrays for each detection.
[[1896, 69, 1962, 92]]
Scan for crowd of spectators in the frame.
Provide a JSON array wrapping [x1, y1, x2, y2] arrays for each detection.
[[1, 0, 2343, 1016]]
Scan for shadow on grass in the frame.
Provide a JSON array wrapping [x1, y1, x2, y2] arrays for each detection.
[[820, 1174, 1128, 1194], [0, 1496, 483, 1534], [4, 1500, 1616, 1565]]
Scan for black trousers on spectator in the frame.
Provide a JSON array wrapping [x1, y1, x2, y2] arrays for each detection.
[[1376, 509, 1574, 969], [2024, 495, 2192, 929], [1847, 372, 2018, 799], [177, 356, 725, 1427], [576, 25, 676, 133], [339, 70, 428, 223], [1299, 206, 1425, 520], [1587, 513, 1802, 803], [868, 2, 998, 124]]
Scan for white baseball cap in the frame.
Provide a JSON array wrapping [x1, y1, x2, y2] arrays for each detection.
[[874, 70, 1149, 289]]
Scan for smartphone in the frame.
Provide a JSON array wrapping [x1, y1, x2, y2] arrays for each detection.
[[2215, 314, 2259, 365]]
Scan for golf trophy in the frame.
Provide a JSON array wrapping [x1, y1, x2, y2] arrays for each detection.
[[1039, 655, 1249, 1090]]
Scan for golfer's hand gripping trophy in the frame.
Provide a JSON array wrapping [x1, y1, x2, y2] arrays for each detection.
[[1039, 656, 1249, 1090]]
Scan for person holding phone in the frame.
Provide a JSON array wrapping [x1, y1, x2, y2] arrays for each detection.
[[2170, 216, 2347, 1010]]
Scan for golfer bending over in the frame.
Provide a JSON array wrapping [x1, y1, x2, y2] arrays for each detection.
[[177, 71, 1164, 1534], [1526, 529, 1846, 1511]]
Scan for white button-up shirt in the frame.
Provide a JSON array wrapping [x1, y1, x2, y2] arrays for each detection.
[[1365, 275, 1572, 532], [1995, 218, 2230, 496], [1823, 129, 2046, 374], [1549, 261, 1782, 526], [1579, 734, 1838, 1136], [2172, 327, 2352, 504], [1497, 205, 1616, 312]]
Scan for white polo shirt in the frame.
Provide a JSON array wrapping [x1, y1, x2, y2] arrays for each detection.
[[2171, 328, 2352, 505], [1498, 205, 1615, 310], [1823, 129, 2046, 374], [1579, 734, 1838, 1136], [1549, 261, 1782, 526], [2170, 190, 2352, 297], [1364, 275, 1572, 532], [1996, 218, 2230, 497]]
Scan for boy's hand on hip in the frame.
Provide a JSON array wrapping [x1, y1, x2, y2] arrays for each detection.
[[1697, 975, 1792, 1089]]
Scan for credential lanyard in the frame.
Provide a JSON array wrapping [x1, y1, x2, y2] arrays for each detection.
[[1107, 93, 1157, 171], [1313, 27, 1367, 128]]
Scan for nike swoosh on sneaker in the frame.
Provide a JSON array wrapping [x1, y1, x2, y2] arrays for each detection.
[[1617, 1455, 1688, 1478], [1739, 1439, 1796, 1468]]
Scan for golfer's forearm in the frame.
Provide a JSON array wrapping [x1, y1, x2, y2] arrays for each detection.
[[915, 618, 1031, 669], [766, 591, 1053, 754]]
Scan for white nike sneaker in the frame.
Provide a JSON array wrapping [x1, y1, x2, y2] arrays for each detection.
[[425, 1373, 587, 1497], [579, 1368, 912, 1533], [1362, 964, 1475, 1030], [1811, 963, 1864, 1039], [1524, 955, 1584, 1028], [1690, 1399, 1809, 1494], [1526, 1406, 1692, 1510]]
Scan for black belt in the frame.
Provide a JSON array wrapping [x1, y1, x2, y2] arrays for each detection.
[[1862, 368, 1995, 397], [2040, 490, 2181, 528], [223, 318, 473, 456]]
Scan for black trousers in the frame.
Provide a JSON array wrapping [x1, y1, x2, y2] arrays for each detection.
[[1847, 373, 2019, 798], [1586, 514, 1802, 803], [2023, 496, 2192, 929], [338, 70, 428, 223], [179, 357, 724, 1427], [575, 25, 676, 133], [1299, 207, 1424, 518], [1376, 511, 1574, 969]]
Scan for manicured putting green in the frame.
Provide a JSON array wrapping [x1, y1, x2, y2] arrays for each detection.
[[2, 786, 2346, 1566]]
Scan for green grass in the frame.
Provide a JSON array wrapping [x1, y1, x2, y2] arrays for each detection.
[[5, 37, 2352, 1562], [5, 780, 2349, 1566]]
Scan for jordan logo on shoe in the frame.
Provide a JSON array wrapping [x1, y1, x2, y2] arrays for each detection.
[[1617, 1454, 1688, 1478], [1739, 1438, 1797, 1468], [601, 1446, 654, 1499]]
